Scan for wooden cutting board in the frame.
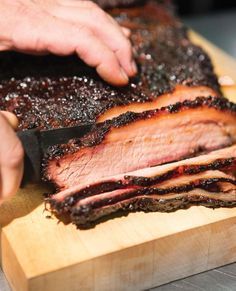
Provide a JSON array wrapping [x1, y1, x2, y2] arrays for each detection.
[[1, 32, 236, 291]]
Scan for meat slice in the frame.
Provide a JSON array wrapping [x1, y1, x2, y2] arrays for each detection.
[[69, 170, 236, 227], [45, 97, 236, 190], [72, 171, 236, 209], [71, 188, 236, 227], [97, 85, 218, 122], [50, 170, 236, 215], [48, 145, 236, 212]]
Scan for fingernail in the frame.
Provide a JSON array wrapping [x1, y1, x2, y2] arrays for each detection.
[[120, 68, 129, 83], [131, 60, 137, 75]]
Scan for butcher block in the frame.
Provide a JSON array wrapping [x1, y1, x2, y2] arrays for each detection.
[[1, 31, 236, 291]]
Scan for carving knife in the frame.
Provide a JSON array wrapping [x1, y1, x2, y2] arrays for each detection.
[[17, 123, 94, 184]]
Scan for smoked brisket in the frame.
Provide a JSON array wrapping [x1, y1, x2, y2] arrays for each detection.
[[0, 2, 219, 130], [0, 1, 235, 227], [45, 96, 236, 190], [48, 145, 236, 213]]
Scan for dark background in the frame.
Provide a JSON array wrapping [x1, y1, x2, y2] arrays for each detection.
[[177, 0, 236, 59], [175, 0, 236, 15]]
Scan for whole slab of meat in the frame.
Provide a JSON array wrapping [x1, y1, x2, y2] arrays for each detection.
[[0, 1, 236, 228]]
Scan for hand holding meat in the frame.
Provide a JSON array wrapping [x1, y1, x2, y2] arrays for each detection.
[[0, 0, 136, 86], [0, 112, 24, 201]]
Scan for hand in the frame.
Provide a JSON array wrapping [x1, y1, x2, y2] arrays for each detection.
[[0, 0, 137, 86], [0, 111, 24, 202]]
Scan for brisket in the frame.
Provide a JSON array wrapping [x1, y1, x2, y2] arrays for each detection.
[[71, 188, 236, 227], [48, 145, 236, 212], [0, 2, 219, 130], [0, 1, 235, 227], [70, 170, 236, 226], [45, 97, 236, 190], [47, 146, 236, 226]]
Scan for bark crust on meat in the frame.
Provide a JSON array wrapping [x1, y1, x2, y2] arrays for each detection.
[[0, 1, 235, 228], [0, 2, 220, 130]]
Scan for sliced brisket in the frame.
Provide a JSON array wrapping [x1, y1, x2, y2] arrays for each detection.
[[71, 188, 236, 227], [48, 145, 236, 212], [45, 97, 236, 189], [70, 170, 236, 227], [0, 2, 219, 130], [0, 1, 235, 227]]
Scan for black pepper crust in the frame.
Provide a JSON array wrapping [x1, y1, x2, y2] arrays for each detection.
[[79, 177, 236, 210], [71, 197, 236, 229], [0, 2, 220, 132], [70, 177, 236, 227], [126, 158, 236, 186], [43, 96, 236, 161]]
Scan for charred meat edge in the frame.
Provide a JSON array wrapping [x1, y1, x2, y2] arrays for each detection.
[[70, 180, 236, 227], [71, 189, 236, 227], [44, 96, 236, 161], [49, 168, 236, 214], [48, 156, 236, 212]]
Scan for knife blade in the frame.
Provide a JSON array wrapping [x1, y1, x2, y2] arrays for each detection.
[[17, 123, 94, 184]]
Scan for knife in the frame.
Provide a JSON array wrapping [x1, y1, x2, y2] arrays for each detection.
[[17, 123, 94, 184]]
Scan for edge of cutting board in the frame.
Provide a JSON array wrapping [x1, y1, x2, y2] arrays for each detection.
[[1, 31, 236, 291]]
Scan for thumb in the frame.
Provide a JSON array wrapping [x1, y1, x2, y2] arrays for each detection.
[[0, 111, 19, 130]]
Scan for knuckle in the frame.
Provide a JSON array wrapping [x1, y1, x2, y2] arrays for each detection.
[[15, 1, 28, 16], [78, 47, 90, 62], [75, 24, 92, 36], [31, 35, 45, 53], [74, 26, 96, 62], [76, 43, 93, 63]]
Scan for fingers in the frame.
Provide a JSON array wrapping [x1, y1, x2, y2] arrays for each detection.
[[46, 22, 130, 85], [11, 5, 131, 85], [0, 113, 24, 200], [45, 5, 136, 77], [8, 0, 137, 85], [0, 110, 19, 129], [73, 27, 129, 85]]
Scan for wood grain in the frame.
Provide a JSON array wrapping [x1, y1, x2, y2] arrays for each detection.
[[1, 32, 236, 291]]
